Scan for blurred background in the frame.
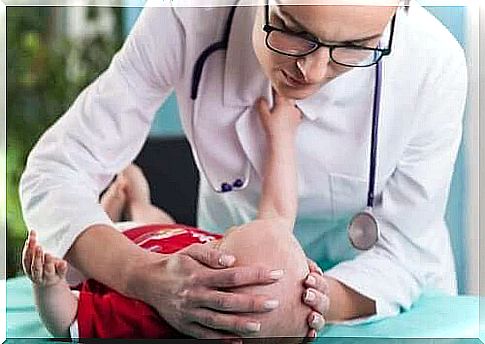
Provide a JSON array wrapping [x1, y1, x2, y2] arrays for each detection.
[[5, 3, 480, 297], [6, 6, 124, 278]]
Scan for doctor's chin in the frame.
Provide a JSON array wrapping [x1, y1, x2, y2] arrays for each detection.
[[4, 1, 483, 342]]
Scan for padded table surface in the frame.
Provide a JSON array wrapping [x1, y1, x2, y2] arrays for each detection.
[[6, 276, 484, 341]]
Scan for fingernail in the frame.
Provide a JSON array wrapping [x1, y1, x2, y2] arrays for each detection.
[[305, 290, 316, 302], [245, 322, 261, 332], [306, 275, 316, 287], [219, 255, 235, 267], [263, 299, 279, 310], [311, 314, 322, 327], [317, 267, 324, 276], [269, 269, 284, 280]]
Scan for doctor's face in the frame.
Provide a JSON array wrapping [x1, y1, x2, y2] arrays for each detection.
[[252, 2, 397, 99]]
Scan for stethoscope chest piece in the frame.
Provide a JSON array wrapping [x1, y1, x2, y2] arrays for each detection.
[[348, 207, 379, 251]]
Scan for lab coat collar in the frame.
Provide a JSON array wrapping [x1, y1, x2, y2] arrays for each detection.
[[222, 3, 270, 180], [222, 3, 371, 122], [221, 3, 320, 121], [223, 3, 271, 108], [223, 2, 370, 181], [294, 70, 373, 122]]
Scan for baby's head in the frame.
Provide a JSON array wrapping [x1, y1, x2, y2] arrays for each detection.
[[211, 218, 310, 339]]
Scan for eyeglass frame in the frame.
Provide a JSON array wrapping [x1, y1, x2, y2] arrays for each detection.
[[263, 1, 396, 68]]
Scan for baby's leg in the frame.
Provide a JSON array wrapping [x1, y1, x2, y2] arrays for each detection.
[[120, 164, 175, 224], [100, 176, 128, 222], [22, 230, 78, 338]]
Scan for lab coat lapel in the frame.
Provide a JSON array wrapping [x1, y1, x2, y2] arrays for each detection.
[[223, 4, 268, 108], [189, 3, 270, 190], [223, 3, 272, 180], [234, 97, 270, 181]]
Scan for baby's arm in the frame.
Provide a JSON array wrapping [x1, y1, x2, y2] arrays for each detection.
[[22, 230, 78, 338], [256, 93, 302, 227]]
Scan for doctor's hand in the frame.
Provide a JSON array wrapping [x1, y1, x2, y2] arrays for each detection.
[[129, 243, 283, 339], [303, 258, 329, 338], [257, 91, 302, 141]]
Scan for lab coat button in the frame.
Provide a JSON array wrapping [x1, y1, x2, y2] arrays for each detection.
[[221, 183, 233, 192], [233, 179, 244, 188]]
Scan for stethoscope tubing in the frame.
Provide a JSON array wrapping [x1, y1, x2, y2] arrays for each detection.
[[190, 6, 383, 251], [191, 6, 237, 100], [368, 58, 382, 208]]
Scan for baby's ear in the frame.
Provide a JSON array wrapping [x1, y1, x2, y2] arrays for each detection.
[[215, 225, 242, 250], [207, 239, 222, 250], [225, 225, 243, 236]]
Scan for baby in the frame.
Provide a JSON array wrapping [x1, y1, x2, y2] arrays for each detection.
[[22, 95, 316, 339]]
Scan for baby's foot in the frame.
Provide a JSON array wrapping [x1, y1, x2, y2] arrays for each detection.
[[22, 230, 68, 288], [119, 164, 151, 205], [119, 164, 175, 224], [100, 176, 128, 222]]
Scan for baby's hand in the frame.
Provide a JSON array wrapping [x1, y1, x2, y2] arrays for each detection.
[[22, 230, 68, 287], [257, 91, 302, 140]]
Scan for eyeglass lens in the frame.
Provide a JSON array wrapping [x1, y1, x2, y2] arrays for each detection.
[[267, 30, 382, 67]]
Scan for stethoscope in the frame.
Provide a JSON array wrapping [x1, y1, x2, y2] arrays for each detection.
[[190, 6, 381, 251]]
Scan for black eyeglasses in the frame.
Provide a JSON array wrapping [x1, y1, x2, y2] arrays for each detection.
[[263, 3, 396, 68]]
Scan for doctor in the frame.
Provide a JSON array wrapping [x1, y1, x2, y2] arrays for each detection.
[[20, 0, 467, 339]]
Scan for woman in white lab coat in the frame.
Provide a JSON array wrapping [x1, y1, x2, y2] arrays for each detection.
[[20, 0, 468, 338]]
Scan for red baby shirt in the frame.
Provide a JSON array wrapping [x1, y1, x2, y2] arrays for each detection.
[[75, 224, 222, 338]]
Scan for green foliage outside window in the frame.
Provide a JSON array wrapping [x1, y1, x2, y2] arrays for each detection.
[[7, 7, 124, 277]]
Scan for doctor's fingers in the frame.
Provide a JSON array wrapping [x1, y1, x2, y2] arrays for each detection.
[[200, 266, 284, 288], [303, 287, 330, 317], [181, 243, 236, 269], [189, 289, 279, 313], [307, 311, 326, 332], [187, 308, 262, 336], [306, 258, 324, 276], [182, 322, 242, 340], [304, 272, 329, 295]]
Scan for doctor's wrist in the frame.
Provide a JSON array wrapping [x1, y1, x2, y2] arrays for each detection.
[[126, 251, 169, 303], [322, 275, 376, 321]]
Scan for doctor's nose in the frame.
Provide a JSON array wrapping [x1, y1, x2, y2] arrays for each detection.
[[296, 48, 331, 84]]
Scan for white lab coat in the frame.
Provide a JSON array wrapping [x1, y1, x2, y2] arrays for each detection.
[[20, 0, 467, 323]]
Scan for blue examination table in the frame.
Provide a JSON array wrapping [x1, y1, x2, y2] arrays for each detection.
[[5, 276, 484, 343]]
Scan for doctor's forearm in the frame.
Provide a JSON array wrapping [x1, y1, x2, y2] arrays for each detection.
[[65, 224, 152, 297], [323, 275, 376, 322]]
